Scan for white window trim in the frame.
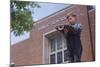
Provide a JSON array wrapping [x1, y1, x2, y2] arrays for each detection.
[[43, 29, 57, 64]]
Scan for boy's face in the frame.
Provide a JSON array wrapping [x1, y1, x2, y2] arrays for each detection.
[[67, 16, 76, 25]]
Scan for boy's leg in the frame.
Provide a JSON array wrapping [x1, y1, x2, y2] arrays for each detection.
[[68, 49, 74, 62], [74, 54, 81, 62], [66, 39, 75, 63], [74, 46, 82, 62]]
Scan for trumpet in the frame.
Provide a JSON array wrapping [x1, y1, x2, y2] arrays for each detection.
[[55, 24, 75, 33], [55, 25, 65, 31]]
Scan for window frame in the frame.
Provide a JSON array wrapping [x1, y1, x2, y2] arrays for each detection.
[[48, 34, 68, 64]]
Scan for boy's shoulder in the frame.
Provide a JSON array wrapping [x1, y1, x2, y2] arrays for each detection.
[[75, 22, 82, 25], [74, 22, 82, 27], [72, 22, 82, 30]]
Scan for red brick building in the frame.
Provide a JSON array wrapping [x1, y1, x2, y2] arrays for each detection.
[[11, 5, 95, 66]]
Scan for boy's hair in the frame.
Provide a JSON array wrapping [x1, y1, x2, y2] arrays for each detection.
[[67, 12, 77, 19]]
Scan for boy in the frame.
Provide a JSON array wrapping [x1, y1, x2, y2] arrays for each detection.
[[55, 13, 83, 62]]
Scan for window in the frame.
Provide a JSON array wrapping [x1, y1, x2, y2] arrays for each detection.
[[57, 52, 62, 63], [57, 36, 62, 50], [64, 49, 69, 61], [49, 34, 69, 64], [50, 54, 56, 64], [50, 39, 56, 52]]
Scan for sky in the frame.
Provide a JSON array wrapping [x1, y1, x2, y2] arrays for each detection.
[[11, 2, 69, 45]]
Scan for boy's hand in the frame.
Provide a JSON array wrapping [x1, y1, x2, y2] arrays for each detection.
[[63, 28, 69, 33]]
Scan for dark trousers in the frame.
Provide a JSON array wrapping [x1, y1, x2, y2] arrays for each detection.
[[68, 46, 82, 62], [66, 35, 83, 62]]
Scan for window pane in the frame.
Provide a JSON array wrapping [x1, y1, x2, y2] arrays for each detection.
[[64, 43, 67, 48], [63, 37, 67, 48], [57, 51, 62, 64], [50, 39, 55, 52], [57, 36, 62, 50], [64, 50, 69, 61], [50, 54, 56, 64]]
